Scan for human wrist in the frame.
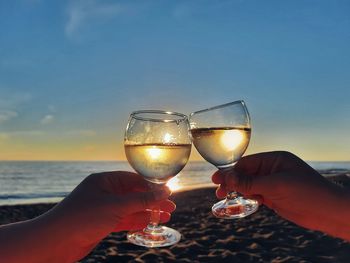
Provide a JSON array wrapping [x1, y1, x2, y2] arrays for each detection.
[[36, 208, 88, 263], [322, 185, 350, 241], [0, 210, 83, 263], [335, 189, 350, 240]]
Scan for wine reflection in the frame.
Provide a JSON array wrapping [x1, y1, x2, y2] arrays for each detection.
[[220, 129, 244, 151]]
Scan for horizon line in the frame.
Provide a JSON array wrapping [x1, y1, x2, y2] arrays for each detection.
[[0, 159, 350, 163]]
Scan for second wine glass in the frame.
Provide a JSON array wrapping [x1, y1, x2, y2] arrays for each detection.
[[189, 100, 258, 219], [124, 110, 191, 247]]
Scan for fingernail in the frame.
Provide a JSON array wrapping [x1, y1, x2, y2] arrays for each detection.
[[165, 185, 172, 195]]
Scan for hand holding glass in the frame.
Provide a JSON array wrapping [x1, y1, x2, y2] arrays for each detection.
[[124, 110, 191, 247], [189, 101, 258, 219]]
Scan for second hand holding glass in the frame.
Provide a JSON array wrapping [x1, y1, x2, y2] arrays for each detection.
[[124, 110, 191, 247], [189, 100, 259, 219]]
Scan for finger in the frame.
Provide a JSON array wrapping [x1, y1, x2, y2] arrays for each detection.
[[212, 170, 225, 184], [216, 183, 264, 205], [223, 169, 239, 188], [117, 188, 171, 214], [242, 194, 264, 206], [234, 152, 283, 176], [215, 169, 240, 197], [216, 185, 227, 199], [224, 170, 271, 196], [115, 211, 171, 231], [102, 171, 151, 192], [160, 211, 171, 223], [158, 199, 176, 213]]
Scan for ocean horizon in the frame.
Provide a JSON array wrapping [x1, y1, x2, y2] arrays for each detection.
[[0, 160, 349, 206]]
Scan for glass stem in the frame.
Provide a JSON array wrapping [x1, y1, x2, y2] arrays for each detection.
[[226, 191, 238, 200], [219, 167, 239, 201], [145, 182, 162, 233], [144, 205, 162, 234], [150, 206, 160, 226]]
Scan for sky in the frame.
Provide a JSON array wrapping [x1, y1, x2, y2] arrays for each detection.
[[0, 0, 350, 161]]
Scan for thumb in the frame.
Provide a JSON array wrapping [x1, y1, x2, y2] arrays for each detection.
[[116, 188, 171, 214], [224, 170, 271, 195]]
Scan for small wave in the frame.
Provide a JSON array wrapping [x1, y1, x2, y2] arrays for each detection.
[[319, 169, 350, 174], [0, 192, 68, 200]]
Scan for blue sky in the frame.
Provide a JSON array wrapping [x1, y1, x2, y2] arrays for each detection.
[[0, 0, 349, 160]]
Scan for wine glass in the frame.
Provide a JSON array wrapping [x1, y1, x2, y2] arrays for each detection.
[[124, 110, 191, 247], [189, 100, 258, 219]]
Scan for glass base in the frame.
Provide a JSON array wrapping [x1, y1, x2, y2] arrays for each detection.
[[212, 196, 259, 219], [127, 225, 181, 248]]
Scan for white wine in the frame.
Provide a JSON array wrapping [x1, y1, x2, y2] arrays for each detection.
[[190, 127, 251, 168], [125, 143, 191, 183]]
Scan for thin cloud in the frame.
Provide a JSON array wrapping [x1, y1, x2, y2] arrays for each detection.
[[0, 130, 45, 139], [65, 130, 96, 136], [65, 0, 123, 38], [40, 115, 54, 125], [0, 91, 31, 125], [0, 129, 96, 138], [48, 105, 56, 112], [0, 91, 32, 109], [83, 145, 97, 152], [0, 110, 18, 123], [11, 130, 46, 136], [0, 133, 10, 141]]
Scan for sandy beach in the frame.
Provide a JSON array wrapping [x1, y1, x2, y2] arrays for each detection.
[[1, 184, 350, 263]]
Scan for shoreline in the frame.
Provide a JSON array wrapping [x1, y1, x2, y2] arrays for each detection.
[[1, 172, 349, 207]]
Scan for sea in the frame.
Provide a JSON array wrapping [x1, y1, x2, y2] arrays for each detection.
[[0, 161, 349, 206]]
